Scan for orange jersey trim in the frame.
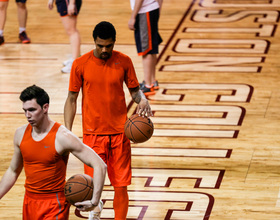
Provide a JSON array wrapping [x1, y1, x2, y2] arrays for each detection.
[[138, 12, 153, 56]]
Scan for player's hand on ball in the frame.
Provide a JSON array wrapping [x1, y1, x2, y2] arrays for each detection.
[[125, 114, 154, 143], [137, 98, 153, 117], [75, 200, 97, 211]]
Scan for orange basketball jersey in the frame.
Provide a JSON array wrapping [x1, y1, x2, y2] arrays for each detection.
[[20, 122, 69, 193], [69, 50, 139, 135]]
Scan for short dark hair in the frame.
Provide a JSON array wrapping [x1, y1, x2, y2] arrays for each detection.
[[92, 21, 116, 41], [19, 85, 49, 108]]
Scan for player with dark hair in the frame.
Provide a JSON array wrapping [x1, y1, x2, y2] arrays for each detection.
[[19, 84, 50, 107], [0, 85, 107, 219], [64, 21, 153, 220], [92, 21, 116, 41]]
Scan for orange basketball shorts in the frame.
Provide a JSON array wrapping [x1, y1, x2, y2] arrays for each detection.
[[83, 133, 132, 187], [23, 191, 70, 220]]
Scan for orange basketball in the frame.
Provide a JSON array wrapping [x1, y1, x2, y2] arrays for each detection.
[[64, 174, 93, 205], [124, 114, 154, 143]]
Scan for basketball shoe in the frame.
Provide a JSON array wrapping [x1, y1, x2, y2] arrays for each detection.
[[140, 80, 159, 90], [63, 58, 74, 66], [141, 84, 156, 96], [0, 36, 4, 45], [19, 31, 31, 44], [153, 80, 159, 90], [61, 60, 73, 73], [140, 81, 145, 90], [88, 200, 103, 220]]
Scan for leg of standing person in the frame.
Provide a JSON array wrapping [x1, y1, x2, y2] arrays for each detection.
[[83, 134, 131, 220], [60, 15, 81, 73], [16, 0, 30, 43], [113, 186, 129, 220], [0, 0, 8, 45], [110, 134, 131, 220], [83, 134, 104, 220], [132, 9, 162, 96], [48, 0, 81, 73], [139, 52, 157, 96], [142, 53, 157, 88]]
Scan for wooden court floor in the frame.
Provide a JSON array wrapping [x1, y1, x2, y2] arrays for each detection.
[[1, 0, 280, 219]]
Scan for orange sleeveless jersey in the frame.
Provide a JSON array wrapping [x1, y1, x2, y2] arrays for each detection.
[[20, 122, 69, 193], [69, 50, 139, 135]]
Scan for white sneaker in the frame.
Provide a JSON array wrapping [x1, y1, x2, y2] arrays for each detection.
[[88, 200, 103, 220], [61, 61, 73, 73], [63, 58, 74, 66]]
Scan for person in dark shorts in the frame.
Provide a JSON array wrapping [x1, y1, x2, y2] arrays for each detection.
[[0, 0, 31, 45], [48, 0, 82, 73], [128, 0, 163, 96]]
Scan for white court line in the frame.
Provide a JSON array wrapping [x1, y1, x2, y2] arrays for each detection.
[[132, 148, 231, 158]]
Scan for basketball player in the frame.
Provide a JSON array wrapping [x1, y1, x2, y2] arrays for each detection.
[[64, 21, 153, 220], [0, 0, 31, 45], [48, 0, 81, 73], [128, 0, 163, 95], [0, 85, 107, 219]]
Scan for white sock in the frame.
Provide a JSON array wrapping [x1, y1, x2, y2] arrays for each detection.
[[19, 27, 26, 34], [0, 30, 3, 37]]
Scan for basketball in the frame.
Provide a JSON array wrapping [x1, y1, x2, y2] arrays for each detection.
[[124, 114, 154, 143], [64, 174, 93, 205]]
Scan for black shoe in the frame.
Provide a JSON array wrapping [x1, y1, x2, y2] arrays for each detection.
[[140, 80, 159, 90], [0, 36, 4, 45], [140, 80, 146, 89], [19, 31, 31, 44], [141, 85, 156, 96], [153, 80, 159, 90]]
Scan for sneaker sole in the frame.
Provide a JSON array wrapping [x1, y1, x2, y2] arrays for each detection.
[[61, 70, 70, 73], [143, 91, 156, 96], [63, 59, 74, 66]]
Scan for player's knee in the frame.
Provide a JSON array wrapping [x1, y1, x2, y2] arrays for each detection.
[[16, 2, 26, 9], [0, 2, 8, 10], [66, 28, 78, 36]]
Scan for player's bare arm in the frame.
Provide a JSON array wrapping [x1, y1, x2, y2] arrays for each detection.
[[129, 86, 153, 117], [0, 126, 25, 199], [128, 0, 144, 30], [47, 0, 54, 10], [156, 0, 163, 9], [64, 91, 79, 131], [56, 126, 107, 211], [68, 0, 76, 16]]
